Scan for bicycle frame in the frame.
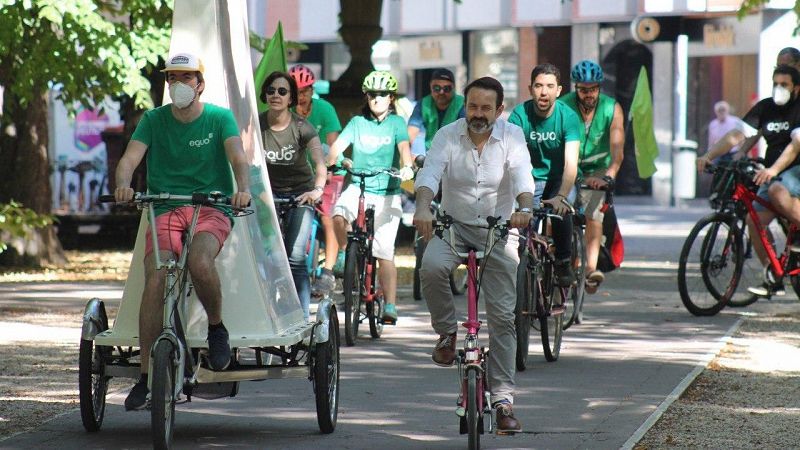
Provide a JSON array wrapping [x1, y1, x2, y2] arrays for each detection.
[[731, 182, 800, 280], [348, 174, 378, 305]]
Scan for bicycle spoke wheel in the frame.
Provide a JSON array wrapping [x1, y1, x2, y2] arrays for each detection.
[[540, 262, 563, 362], [789, 252, 800, 300], [727, 233, 761, 307], [563, 225, 587, 330], [343, 243, 362, 346], [413, 232, 425, 301], [466, 367, 480, 450], [678, 214, 743, 316], [515, 255, 534, 371], [313, 308, 340, 434], [151, 340, 177, 450], [78, 309, 110, 432], [368, 270, 384, 338]]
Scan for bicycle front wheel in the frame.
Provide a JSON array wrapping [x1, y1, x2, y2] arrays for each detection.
[[466, 367, 481, 450], [540, 261, 563, 362], [151, 340, 177, 450], [514, 254, 534, 371], [343, 242, 362, 346], [563, 225, 587, 330], [678, 214, 743, 316], [368, 260, 384, 338]]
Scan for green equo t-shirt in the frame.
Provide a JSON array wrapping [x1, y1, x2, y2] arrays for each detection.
[[337, 114, 409, 195], [132, 103, 239, 216], [305, 97, 342, 142], [422, 94, 464, 150], [508, 100, 582, 181], [559, 92, 617, 175]]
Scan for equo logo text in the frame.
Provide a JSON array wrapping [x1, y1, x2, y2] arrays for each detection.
[[189, 133, 214, 148], [360, 135, 393, 147], [766, 121, 790, 133], [529, 131, 558, 143], [265, 145, 297, 162]]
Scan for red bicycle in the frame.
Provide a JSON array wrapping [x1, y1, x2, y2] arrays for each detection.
[[678, 158, 800, 316], [341, 166, 401, 346], [433, 214, 511, 450]]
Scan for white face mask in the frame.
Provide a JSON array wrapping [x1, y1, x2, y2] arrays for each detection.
[[773, 85, 792, 106], [169, 82, 197, 109]]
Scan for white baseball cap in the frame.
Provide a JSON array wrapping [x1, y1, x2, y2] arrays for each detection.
[[162, 52, 204, 73]]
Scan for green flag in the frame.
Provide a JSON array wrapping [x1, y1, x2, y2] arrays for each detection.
[[630, 66, 659, 179], [254, 22, 287, 113]]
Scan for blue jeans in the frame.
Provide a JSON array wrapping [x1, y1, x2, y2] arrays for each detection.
[[533, 179, 576, 261], [276, 194, 315, 321]]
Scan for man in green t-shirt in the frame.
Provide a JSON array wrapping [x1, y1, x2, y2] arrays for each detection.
[[407, 68, 466, 152], [289, 64, 344, 295], [114, 53, 251, 411], [508, 63, 582, 286], [559, 60, 624, 293]]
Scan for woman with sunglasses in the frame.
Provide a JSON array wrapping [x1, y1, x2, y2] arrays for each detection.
[[259, 71, 327, 322], [326, 70, 415, 323]]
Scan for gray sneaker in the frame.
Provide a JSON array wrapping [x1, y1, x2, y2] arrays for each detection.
[[312, 271, 336, 295]]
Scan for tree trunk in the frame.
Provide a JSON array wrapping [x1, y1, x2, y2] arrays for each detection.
[[332, 0, 383, 97], [0, 90, 66, 267]]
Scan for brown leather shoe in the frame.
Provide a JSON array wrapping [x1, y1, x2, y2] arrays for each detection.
[[432, 332, 457, 367], [495, 402, 522, 434]]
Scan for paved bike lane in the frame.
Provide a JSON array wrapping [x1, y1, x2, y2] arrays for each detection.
[[2, 200, 780, 449]]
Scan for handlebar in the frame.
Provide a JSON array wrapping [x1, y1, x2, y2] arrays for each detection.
[[99, 192, 238, 206]]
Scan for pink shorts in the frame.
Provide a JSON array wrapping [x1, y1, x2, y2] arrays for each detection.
[[319, 174, 345, 217], [145, 206, 232, 257]]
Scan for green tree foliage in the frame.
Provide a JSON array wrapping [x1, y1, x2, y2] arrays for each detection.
[[739, 0, 800, 33], [0, 202, 52, 255], [0, 0, 173, 113], [0, 0, 173, 266]]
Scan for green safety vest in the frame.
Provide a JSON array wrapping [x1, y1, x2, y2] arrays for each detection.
[[422, 94, 464, 150], [560, 92, 616, 175]]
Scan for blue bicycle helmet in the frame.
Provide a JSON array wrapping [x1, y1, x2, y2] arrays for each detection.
[[571, 60, 604, 83]]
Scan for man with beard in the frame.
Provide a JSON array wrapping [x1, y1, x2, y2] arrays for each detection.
[[698, 64, 800, 297], [558, 60, 624, 294], [508, 63, 582, 287], [414, 76, 534, 434]]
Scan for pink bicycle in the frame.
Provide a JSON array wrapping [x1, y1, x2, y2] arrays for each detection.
[[433, 214, 511, 450]]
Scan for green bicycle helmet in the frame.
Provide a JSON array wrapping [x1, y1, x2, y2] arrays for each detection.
[[362, 70, 398, 93], [571, 60, 604, 83]]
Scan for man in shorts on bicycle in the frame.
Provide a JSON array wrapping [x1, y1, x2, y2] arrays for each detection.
[[698, 64, 800, 297], [559, 60, 624, 294], [288, 65, 345, 295], [114, 53, 252, 410], [508, 63, 582, 287], [414, 76, 534, 433]]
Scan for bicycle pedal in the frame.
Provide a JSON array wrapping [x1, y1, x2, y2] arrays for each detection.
[[551, 305, 566, 315], [380, 318, 397, 326]]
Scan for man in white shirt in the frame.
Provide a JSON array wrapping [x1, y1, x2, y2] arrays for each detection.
[[707, 101, 744, 161], [414, 76, 535, 434]]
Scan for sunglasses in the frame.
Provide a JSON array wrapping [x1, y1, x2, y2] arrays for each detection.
[[431, 85, 453, 94], [266, 86, 289, 96], [576, 85, 600, 95], [367, 91, 392, 99]]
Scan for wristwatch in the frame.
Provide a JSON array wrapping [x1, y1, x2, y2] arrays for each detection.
[[517, 207, 532, 213]]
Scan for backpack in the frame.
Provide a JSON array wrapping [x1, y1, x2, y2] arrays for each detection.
[[596, 199, 624, 272]]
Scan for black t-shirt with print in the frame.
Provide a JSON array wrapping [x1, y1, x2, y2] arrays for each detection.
[[259, 112, 322, 193], [742, 97, 800, 168]]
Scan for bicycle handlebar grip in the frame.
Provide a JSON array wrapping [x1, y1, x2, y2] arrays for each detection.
[[98, 194, 117, 203]]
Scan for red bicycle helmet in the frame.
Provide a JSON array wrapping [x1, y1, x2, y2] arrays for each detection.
[[289, 64, 316, 89]]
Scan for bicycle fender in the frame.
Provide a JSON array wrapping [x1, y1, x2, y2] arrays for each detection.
[[80, 298, 107, 340], [313, 297, 335, 343]]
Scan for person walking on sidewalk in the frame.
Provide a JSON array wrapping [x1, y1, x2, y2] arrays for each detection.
[[287, 64, 344, 296], [414, 76, 534, 433], [508, 63, 582, 287], [114, 52, 252, 410], [559, 60, 624, 294]]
